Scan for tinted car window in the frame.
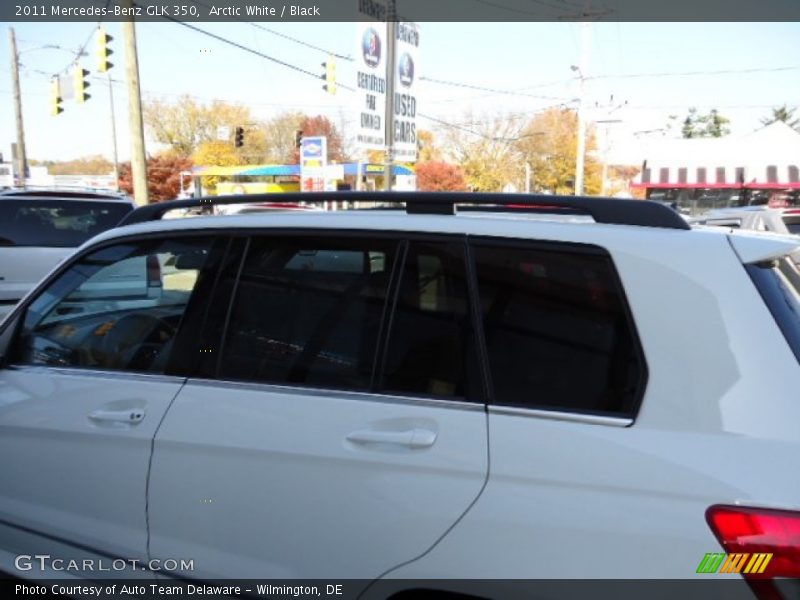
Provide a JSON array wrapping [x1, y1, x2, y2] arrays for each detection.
[[14, 237, 214, 373], [0, 199, 131, 247], [783, 217, 800, 235], [473, 242, 643, 416], [219, 236, 400, 390], [380, 241, 479, 400], [747, 257, 800, 364]]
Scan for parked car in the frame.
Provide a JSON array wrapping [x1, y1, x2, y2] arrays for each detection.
[[214, 201, 322, 215], [689, 205, 800, 233], [0, 189, 134, 321], [1, 192, 798, 598]]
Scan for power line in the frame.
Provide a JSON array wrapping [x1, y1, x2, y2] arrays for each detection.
[[162, 15, 357, 91], [421, 76, 575, 101], [185, 0, 354, 61], [56, 0, 114, 75], [588, 65, 800, 80]]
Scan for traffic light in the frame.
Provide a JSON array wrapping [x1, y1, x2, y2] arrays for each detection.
[[50, 77, 63, 116], [73, 66, 90, 103], [295, 129, 303, 149], [96, 27, 113, 73], [234, 127, 244, 148], [321, 54, 336, 95]]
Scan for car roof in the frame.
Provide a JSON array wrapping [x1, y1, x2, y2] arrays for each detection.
[[0, 188, 133, 203]]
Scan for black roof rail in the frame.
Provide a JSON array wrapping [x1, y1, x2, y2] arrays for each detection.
[[118, 192, 691, 230]]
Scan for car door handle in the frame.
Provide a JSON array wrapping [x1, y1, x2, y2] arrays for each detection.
[[346, 428, 437, 449], [88, 409, 146, 425]]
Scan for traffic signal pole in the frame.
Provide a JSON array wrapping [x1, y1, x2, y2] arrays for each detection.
[[122, 18, 149, 205], [8, 27, 28, 187]]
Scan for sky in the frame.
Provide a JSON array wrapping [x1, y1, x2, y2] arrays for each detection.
[[1, 20, 799, 165]]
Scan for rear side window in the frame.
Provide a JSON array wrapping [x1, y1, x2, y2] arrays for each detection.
[[0, 199, 131, 247], [473, 243, 644, 416], [747, 257, 800, 363], [219, 237, 399, 390]]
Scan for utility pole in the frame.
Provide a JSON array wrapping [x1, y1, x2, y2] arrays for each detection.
[[107, 74, 120, 191], [8, 28, 28, 187], [525, 162, 532, 193], [574, 21, 591, 196], [383, 0, 397, 191], [122, 19, 148, 205]]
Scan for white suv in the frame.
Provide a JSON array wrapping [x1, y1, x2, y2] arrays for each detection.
[[0, 193, 798, 598]]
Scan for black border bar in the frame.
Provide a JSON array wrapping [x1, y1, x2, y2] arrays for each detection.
[[3, 0, 800, 22]]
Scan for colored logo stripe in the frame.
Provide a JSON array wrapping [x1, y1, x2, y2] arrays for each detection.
[[696, 552, 773, 574], [697, 553, 726, 573]]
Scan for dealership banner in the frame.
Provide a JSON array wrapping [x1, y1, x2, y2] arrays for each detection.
[[355, 21, 387, 151], [392, 22, 419, 162]]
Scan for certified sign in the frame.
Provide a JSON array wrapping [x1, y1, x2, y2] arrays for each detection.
[[355, 21, 386, 151]]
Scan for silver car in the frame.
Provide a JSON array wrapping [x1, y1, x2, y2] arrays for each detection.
[[0, 189, 134, 321]]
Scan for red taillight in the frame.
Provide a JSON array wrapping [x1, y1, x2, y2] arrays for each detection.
[[706, 505, 800, 599]]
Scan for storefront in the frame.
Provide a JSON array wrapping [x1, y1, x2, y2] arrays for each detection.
[[631, 122, 800, 214]]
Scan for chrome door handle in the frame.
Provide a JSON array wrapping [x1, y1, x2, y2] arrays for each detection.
[[88, 409, 145, 425], [346, 428, 437, 449]]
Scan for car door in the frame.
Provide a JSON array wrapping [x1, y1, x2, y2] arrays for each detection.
[[0, 234, 218, 577], [148, 233, 489, 582]]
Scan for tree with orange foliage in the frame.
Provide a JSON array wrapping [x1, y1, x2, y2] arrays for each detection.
[[416, 161, 468, 191], [119, 155, 193, 203], [292, 115, 347, 164]]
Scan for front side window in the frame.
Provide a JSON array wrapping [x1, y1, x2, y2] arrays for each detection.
[[473, 242, 644, 416], [14, 237, 214, 373]]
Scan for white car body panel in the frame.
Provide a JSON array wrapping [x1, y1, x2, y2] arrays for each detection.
[[0, 368, 182, 575], [148, 381, 488, 580]]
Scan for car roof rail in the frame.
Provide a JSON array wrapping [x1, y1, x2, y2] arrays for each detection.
[[118, 192, 691, 230]]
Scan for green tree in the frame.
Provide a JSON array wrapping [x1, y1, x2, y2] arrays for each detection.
[[680, 107, 731, 138], [761, 104, 800, 131]]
